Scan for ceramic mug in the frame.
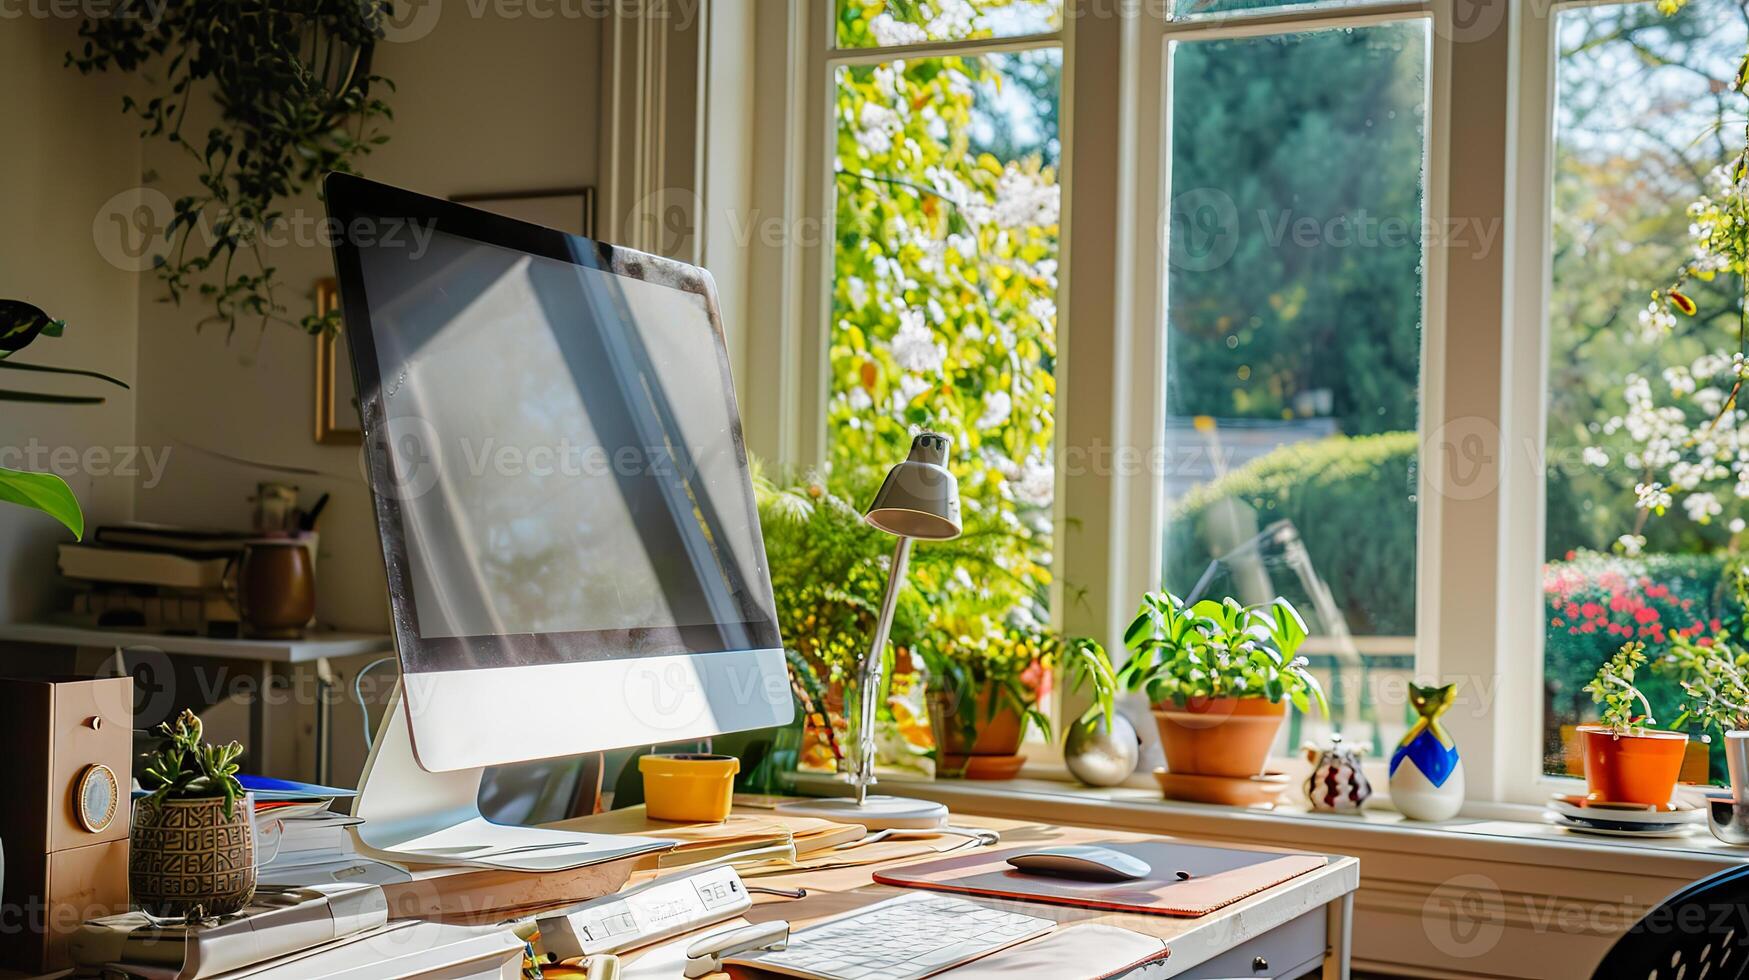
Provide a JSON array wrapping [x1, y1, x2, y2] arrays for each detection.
[[235, 539, 315, 638]]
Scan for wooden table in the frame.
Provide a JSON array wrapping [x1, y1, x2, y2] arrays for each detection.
[[619, 811, 1359, 979]]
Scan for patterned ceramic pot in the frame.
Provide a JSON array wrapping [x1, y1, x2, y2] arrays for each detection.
[[130, 796, 256, 918]]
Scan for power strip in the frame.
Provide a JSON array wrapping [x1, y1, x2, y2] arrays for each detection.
[[536, 865, 752, 959]]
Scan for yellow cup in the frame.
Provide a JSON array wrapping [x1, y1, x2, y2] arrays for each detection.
[[639, 753, 740, 822]]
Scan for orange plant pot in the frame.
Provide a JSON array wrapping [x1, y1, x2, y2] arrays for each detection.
[[928, 688, 1025, 777], [1578, 725, 1688, 806], [1152, 697, 1286, 778]]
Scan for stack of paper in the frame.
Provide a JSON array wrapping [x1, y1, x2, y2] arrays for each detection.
[[561, 807, 865, 870], [240, 776, 412, 889]]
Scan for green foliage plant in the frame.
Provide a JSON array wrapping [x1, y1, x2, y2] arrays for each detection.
[[140, 709, 246, 819], [0, 300, 131, 539], [1585, 642, 1659, 737], [1664, 566, 1749, 734], [1117, 592, 1328, 716], [69, 1, 395, 338]]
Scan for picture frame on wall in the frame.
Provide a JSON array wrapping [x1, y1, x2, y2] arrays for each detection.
[[312, 278, 361, 446], [450, 187, 596, 237]]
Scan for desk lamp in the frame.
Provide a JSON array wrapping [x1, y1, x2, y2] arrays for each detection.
[[777, 432, 960, 830]]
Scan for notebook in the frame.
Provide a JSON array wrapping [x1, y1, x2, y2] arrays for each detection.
[[872, 841, 1327, 918]]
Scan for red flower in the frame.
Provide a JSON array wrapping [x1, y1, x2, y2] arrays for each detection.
[[1565, 603, 1581, 619], [1634, 607, 1659, 624], [1586, 601, 1608, 617]]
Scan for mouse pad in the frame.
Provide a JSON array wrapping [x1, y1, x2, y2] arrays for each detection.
[[871, 842, 1327, 917]]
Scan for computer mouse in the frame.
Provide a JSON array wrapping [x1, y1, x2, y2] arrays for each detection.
[[1005, 845, 1151, 882]]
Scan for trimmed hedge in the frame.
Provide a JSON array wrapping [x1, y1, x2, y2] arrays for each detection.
[[1164, 432, 1419, 636]]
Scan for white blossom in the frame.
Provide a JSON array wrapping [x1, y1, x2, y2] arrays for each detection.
[[1635, 481, 1673, 512], [978, 389, 1012, 428], [1684, 491, 1723, 523], [1582, 446, 1609, 468], [870, 13, 927, 46], [890, 309, 946, 374], [1617, 534, 1646, 557]]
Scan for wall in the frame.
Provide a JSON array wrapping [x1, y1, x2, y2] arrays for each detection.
[[0, 18, 141, 622], [125, 11, 605, 784]]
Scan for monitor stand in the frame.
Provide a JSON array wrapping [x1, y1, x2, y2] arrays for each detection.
[[351, 684, 674, 872]]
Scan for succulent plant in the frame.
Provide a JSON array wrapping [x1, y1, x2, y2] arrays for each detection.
[[140, 709, 246, 818]]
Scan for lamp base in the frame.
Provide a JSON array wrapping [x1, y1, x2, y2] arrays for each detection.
[[774, 795, 948, 831]]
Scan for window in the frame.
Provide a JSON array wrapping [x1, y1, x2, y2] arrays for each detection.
[[834, 0, 1061, 48], [1158, 21, 1430, 757], [1541, 0, 1747, 779], [741, 0, 1749, 810]]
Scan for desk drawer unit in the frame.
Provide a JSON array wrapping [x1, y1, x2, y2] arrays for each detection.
[[1172, 908, 1327, 979]]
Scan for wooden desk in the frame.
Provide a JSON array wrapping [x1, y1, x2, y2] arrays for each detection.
[[619, 812, 1359, 979]]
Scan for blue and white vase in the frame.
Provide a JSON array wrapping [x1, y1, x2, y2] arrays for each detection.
[[1389, 683, 1464, 821]]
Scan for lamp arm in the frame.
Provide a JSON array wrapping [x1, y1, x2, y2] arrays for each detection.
[[851, 535, 912, 804]]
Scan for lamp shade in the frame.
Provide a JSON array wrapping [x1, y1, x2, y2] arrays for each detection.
[[865, 432, 962, 540]]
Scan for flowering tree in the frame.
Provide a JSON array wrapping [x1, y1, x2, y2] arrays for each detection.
[[828, 1, 1062, 623], [1589, 2, 1749, 554]]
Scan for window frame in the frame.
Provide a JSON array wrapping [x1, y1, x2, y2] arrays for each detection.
[[725, 0, 1674, 811]]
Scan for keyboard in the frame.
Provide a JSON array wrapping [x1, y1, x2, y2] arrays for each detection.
[[725, 892, 1055, 980]]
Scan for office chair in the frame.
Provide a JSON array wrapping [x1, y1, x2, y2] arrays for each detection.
[[1591, 864, 1749, 979]]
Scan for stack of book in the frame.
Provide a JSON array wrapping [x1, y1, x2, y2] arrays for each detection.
[[57, 523, 256, 635], [69, 883, 526, 980], [241, 777, 412, 890]]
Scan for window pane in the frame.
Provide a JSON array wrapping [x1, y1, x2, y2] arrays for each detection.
[[1172, 0, 1399, 20], [1542, 1, 1746, 779], [835, 0, 1060, 49], [827, 49, 1061, 737], [1159, 22, 1429, 757]]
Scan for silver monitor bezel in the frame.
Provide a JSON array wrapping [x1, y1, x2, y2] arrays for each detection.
[[324, 173, 792, 772]]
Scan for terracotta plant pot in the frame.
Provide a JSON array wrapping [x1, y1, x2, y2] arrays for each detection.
[[1152, 697, 1286, 779], [928, 687, 1025, 778], [1578, 725, 1688, 806], [130, 796, 256, 918]]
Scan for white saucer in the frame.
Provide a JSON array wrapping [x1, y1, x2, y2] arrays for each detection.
[[1556, 820, 1696, 839], [1548, 795, 1702, 825]]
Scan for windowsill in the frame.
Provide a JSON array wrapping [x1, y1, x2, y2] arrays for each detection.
[[789, 770, 1749, 876]]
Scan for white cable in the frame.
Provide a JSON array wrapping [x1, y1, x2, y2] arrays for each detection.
[[355, 656, 398, 752]]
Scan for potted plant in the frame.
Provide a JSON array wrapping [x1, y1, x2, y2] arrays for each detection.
[[1, 300, 130, 538], [131, 710, 256, 919], [1581, 641, 1688, 806], [1663, 571, 1749, 801], [1118, 592, 1327, 780], [921, 627, 1114, 779]]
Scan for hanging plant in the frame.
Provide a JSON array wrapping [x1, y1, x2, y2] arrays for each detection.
[[68, 0, 396, 338]]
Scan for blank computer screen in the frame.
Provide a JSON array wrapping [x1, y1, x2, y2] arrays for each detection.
[[352, 228, 780, 672]]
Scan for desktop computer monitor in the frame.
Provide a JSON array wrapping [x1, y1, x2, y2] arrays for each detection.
[[324, 174, 792, 775]]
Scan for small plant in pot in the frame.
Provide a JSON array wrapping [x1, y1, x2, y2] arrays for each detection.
[[1581, 642, 1688, 807], [1663, 568, 1749, 803], [1118, 593, 1327, 782], [131, 710, 256, 919], [921, 625, 1114, 780]]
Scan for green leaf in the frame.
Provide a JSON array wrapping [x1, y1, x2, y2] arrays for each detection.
[[0, 358, 129, 389], [0, 467, 82, 539]]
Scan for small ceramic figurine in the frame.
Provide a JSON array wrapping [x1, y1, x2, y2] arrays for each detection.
[[1389, 682, 1465, 821], [1303, 734, 1371, 811]]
